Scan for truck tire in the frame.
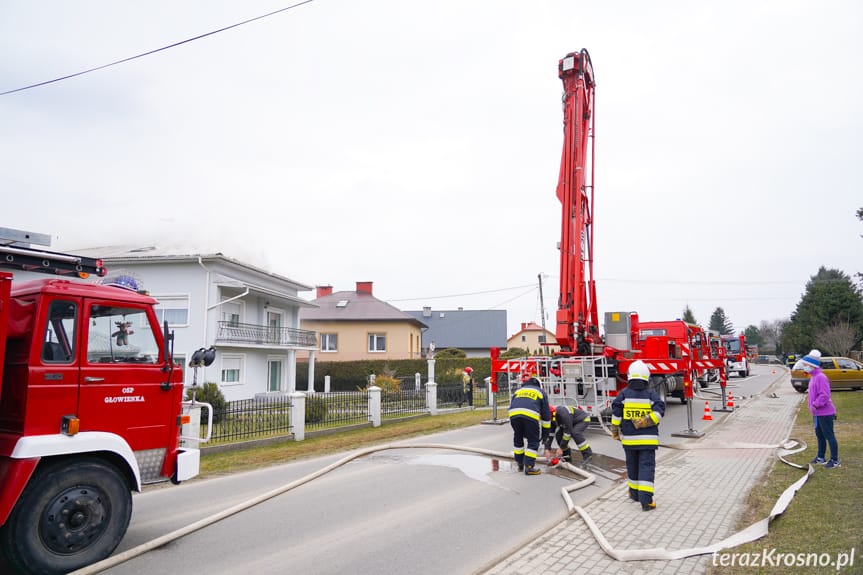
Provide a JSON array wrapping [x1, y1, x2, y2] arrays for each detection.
[[0, 458, 132, 575], [649, 376, 667, 404]]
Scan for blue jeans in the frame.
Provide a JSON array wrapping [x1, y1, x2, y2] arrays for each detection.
[[814, 415, 839, 462]]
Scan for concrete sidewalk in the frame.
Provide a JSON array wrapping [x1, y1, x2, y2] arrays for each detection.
[[482, 377, 804, 575]]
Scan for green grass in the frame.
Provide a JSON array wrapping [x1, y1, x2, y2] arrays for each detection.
[[708, 390, 863, 575], [198, 408, 491, 476]]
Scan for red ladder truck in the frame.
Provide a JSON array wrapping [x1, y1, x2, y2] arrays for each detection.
[[492, 51, 726, 423], [0, 227, 205, 575]]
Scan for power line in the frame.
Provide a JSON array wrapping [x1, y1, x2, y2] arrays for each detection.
[[0, 0, 316, 97], [386, 283, 536, 303]]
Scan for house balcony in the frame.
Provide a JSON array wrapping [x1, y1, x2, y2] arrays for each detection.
[[216, 321, 317, 349]]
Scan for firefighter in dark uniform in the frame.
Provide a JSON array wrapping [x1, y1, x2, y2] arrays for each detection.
[[610, 360, 665, 511], [544, 404, 594, 463], [508, 377, 552, 475]]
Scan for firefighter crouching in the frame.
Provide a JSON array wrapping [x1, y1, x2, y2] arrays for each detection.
[[610, 360, 665, 511], [509, 377, 552, 475], [544, 405, 594, 464]]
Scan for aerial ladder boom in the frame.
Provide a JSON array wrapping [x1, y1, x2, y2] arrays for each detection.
[[0, 226, 106, 278], [555, 49, 598, 355]]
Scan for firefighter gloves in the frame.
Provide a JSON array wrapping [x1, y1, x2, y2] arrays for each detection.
[[610, 425, 621, 440], [632, 415, 653, 429]]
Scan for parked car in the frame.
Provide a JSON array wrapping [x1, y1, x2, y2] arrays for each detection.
[[790, 356, 863, 392]]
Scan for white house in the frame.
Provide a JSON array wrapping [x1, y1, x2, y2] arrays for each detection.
[[46, 245, 319, 401]]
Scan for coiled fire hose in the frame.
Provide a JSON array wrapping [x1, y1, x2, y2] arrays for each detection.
[[71, 439, 810, 574]]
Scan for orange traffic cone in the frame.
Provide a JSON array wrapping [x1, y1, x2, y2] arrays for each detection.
[[702, 401, 713, 421], [727, 392, 735, 409]]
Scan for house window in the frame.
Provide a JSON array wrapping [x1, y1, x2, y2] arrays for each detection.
[[268, 358, 283, 392], [267, 310, 283, 344], [154, 295, 190, 327], [221, 354, 244, 385], [321, 333, 338, 352], [221, 301, 241, 327], [521, 335, 526, 342], [368, 333, 386, 353]]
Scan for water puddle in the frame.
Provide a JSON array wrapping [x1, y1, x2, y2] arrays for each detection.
[[370, 453, 506, 485], [370, 451, 623, 489]]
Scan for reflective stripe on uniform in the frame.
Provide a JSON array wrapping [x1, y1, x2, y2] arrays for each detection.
[[576, 440, 590, 451], [620, 435, 659, 447], [611, 416, 622, 426], [627, 479, 655, 493], [509, 408, 539, 421], [513, 447, 525, 455]]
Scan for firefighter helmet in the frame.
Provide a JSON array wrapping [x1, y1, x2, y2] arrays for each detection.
[[464, 366, 473, 373], [627, 360, 650, 382], [550, 405, 557, 419]]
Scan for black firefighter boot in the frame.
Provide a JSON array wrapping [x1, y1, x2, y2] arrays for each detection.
[[581, 447, 594, 463]]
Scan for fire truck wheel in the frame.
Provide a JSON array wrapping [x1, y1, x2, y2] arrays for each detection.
[[0, 458, 132, 575], [649, 377, 667, 404]]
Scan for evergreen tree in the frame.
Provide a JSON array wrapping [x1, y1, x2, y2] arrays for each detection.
[[743, 325, 762, 346], [783, 267, 863, 353], [708, 307, 735, 335], [681, 305, 697, 325]]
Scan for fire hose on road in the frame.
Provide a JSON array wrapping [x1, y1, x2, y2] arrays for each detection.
[[70, 436, 812, 574]]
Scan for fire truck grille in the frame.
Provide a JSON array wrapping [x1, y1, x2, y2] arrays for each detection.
[[135, 448, 168, 484]]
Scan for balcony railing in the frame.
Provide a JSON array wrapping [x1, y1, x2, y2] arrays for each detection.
[[216, 321, 317, 348]]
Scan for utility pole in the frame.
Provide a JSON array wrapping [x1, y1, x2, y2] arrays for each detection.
[[538, 273, 547, 345]]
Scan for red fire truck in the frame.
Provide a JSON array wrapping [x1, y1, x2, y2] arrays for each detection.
[[0, 228, 203, 575], [492, 50, 726, 416], [635, 320, 723, 401], [722, 334, 750, 377]]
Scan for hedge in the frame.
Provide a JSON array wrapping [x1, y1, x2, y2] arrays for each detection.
[[297, 357, 493, 392]]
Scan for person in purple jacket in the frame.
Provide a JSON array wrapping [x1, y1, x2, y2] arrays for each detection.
[[800, 350, 840, 469]]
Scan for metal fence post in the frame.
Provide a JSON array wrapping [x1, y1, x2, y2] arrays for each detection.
[[486, 376, 494, 407], [426, 382, 438, 416], [369, 386, 381, 427], [291, 392, 306, 441]]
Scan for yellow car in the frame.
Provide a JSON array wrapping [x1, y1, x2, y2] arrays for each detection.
[[790, 356, 863, 392]]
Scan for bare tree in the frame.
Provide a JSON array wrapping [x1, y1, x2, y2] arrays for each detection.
[[758, 320, 781, 352], [814, 322, 857, 356]]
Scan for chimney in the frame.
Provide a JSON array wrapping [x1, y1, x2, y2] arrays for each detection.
[[316, 285, 333, 298], [521, 322, 527, 331], [422, 306, 432, 317], [356, 281, 373, 295]]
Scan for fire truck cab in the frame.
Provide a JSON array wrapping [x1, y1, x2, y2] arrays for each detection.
[[722, 334, 750, 377], [0, 228, 201, 575]]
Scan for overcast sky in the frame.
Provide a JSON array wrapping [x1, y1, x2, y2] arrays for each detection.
[[2, 1, 861, 338]]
